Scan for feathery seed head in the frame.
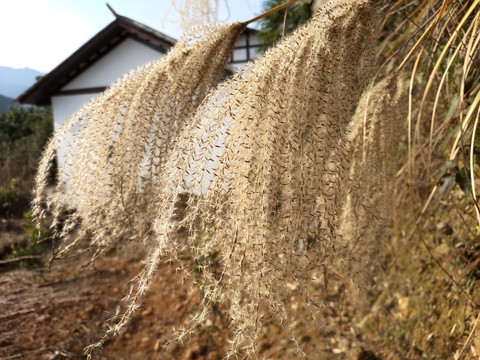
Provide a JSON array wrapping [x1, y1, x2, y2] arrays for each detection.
[[33, 1, 398, 357], [151, 0, 378, 355], [33, 22, 246, 259]]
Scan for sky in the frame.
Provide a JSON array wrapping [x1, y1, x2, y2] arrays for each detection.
[[0, 0, 263, 73]]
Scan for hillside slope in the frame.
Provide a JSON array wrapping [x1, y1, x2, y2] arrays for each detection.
[[0, 66, 43, 98], [0, 94, 13, 113]]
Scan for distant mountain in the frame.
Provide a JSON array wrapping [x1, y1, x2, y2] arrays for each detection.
[[0, 94, 13, 113], [0, 66, 43, 99]]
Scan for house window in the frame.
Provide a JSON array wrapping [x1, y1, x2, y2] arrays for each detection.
[[230, 30, 263, 65]]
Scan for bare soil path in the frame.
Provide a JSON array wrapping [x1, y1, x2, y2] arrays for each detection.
[[0, 226, 378, 360]]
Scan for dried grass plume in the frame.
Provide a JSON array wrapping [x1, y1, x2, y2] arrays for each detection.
[[149, 0, 378, 356], [33, 22, 246, 261], [340, 74, 405, 282], [32, 0, 395, 358]]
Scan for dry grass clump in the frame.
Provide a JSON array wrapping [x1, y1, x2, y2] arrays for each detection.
[[354, 1, 480, 358], [33, 22, 246, 261], [380, 0, 480, 194]]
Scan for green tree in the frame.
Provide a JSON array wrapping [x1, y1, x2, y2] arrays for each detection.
[[257, 0, 312, 51], [0, 105, 53, 185]]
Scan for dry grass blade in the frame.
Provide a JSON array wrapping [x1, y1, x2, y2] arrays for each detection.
[[397, 2, 448, 70], [422, 1, 479, 159], [469, 106, 480, 225], [450, 85, 480, 160], [380, 0, 429, 60], [454, 312, 480, 360]]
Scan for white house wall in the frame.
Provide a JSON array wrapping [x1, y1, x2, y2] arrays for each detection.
[[51, 38, 166, 171], [51, 93, 97, 169], [50, 32, 264, 194], [62, 38, 163, 90]]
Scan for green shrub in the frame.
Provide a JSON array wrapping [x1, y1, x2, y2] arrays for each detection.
[[6, 210, 47, 267], [0, 178, 20, 216]]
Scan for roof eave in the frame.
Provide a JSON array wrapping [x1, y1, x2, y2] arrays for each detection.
[[16, 16, 177, 106]]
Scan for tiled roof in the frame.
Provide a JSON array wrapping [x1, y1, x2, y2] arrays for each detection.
[[17, 15, 176, 105]]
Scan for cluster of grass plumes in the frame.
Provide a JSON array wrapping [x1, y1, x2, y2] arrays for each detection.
[[33, 22, 246, 261], [33, 0, 401, 358]]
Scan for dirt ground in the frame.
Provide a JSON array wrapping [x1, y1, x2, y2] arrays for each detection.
[[0, 216, 384, 360]]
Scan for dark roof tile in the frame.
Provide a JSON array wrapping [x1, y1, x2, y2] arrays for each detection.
[[17, 15, 177, 105]]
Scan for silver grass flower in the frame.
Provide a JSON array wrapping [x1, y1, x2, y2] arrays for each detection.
[[33, 22, 246, 262], [340, 74, 405, 285], [167, 0, 230, 31], [145, 0, 378, 356], [33, 0, 399, 357]]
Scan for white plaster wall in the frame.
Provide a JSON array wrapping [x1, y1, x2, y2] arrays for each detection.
[[50, 33, 262, 194], [52, 93, 97, 129], [52, 38, 166, 172], [53, 38, 166, 142], [62, 38, 163, 90], [249, 33, 263, 46], [51, 94, 97, 172]]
